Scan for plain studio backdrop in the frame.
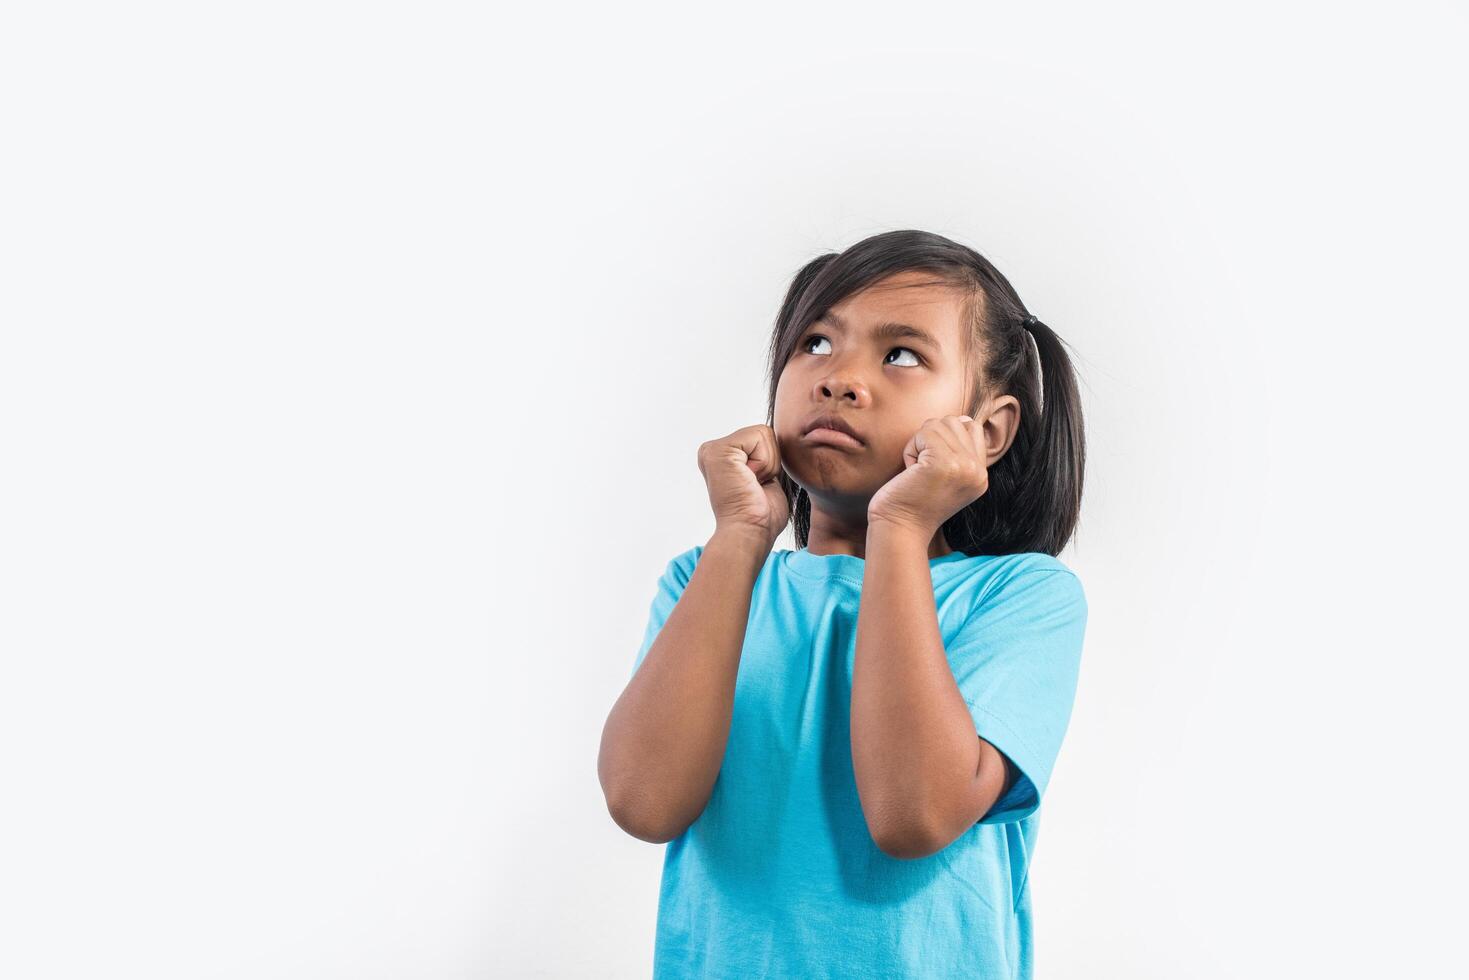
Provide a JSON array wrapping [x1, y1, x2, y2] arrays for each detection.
[[2, 2, 1465, 978]]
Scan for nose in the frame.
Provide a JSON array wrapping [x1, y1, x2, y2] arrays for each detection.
[[813, 372, 870, 406]]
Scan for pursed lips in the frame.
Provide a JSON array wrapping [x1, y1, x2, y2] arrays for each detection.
[[802, 417, 864, 448]]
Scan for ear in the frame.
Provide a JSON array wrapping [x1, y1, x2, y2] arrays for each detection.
[[979, 395, 1022, 466]]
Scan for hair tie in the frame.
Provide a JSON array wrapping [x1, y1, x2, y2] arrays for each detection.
[[1021, 314, 1038, 330]]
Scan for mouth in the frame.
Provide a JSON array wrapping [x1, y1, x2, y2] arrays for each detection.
[[801, 414, 865, 448], [803, 427, 864, 449]]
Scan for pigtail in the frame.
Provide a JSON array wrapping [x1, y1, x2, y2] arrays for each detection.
[[1015, 315, 1085, 555], [943, 311, 1086, 558]]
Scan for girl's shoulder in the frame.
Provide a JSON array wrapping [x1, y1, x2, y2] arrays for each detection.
[[943, 550, 1084, 611], [989, 550, 1077, 578], [666, 543, 705, 577], [945, 549, 1077, 579]]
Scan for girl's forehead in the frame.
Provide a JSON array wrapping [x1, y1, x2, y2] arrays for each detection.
[[821, 286, 968, 353], [832, 278, 966, 324]]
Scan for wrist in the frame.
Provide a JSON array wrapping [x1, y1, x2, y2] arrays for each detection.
[[866, 513, 937, 546], [709, 524, 775, 558]]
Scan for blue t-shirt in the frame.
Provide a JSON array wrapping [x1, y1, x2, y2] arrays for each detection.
[[628, 544, 1089, 979]]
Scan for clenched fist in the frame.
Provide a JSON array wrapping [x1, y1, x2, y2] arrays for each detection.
[[867, 414, 991, 536], [697, 424, 791, 551]]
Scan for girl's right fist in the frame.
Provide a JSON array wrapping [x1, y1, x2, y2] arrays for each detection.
[[697, 425, 790, 549]]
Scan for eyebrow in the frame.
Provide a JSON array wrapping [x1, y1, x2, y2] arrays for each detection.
[[814, 310, 944, 352]]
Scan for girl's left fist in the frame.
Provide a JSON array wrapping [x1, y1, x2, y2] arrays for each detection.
[[867, 415, 989, 535]]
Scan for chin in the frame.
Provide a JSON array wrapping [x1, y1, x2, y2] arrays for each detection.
[[791, 460, 880, 499]]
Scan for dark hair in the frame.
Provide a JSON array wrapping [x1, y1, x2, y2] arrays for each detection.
[[764, 229, 1086, 557]]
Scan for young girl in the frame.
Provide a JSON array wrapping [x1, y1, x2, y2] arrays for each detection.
[[599, 229, 1089, 979]]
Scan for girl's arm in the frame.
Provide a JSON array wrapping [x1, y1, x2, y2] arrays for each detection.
[[850, 520, 1012, 859], [598, 527, 768, 843]]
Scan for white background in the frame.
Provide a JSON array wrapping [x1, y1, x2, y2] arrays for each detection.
[[3, 2, 1465, 977]]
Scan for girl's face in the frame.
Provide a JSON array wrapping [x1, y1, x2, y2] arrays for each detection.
[[773, 270, 980, 518]]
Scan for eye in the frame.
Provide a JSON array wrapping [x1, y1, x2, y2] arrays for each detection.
[[799, 334, 924, 368]]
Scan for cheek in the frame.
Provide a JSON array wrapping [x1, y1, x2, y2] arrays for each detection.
[[772, 371, 800, 424]]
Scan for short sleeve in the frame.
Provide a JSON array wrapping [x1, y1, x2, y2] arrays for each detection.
[[629, 545, 704, 679], [943, 561, 1088, 825]]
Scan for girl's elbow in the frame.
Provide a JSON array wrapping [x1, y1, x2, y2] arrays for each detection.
[[607, 794, 690, 844]]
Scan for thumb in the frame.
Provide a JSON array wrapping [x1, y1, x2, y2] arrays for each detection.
[[744, 428, 781, 483], [901, 428, 926, 468]]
